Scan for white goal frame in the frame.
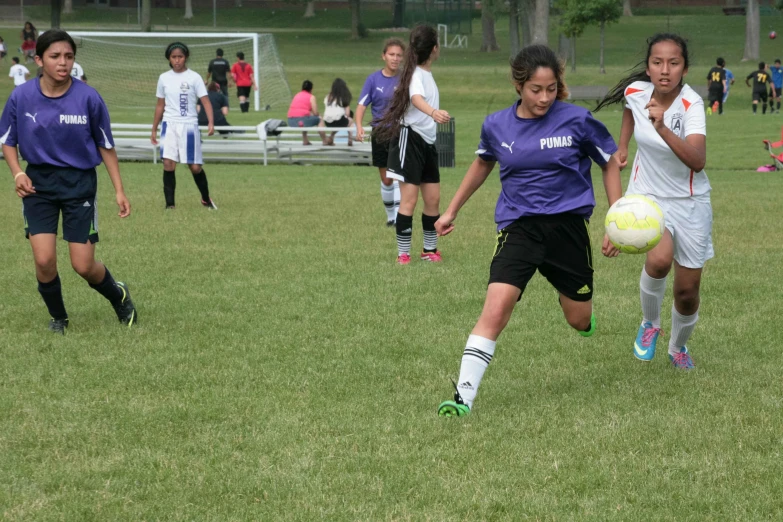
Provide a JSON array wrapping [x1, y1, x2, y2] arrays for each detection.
[[437, 24, 468, 49], [69, 31, 262, 111]]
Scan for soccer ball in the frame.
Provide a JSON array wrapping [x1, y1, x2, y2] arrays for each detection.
[[771, 31, 777, 39], [604, 195, 666, 254]]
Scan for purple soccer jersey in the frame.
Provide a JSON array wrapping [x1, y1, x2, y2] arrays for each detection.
[[0, 77, 114, 170], [477, 100, 618, 230], [357, 70, 399, 125]]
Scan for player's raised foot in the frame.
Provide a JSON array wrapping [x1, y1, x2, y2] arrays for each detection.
[[420, 250, 443, 262], [669, 347, 694, 370], [113, 282, 138, 327], [386, 219, 396, 228], [578, 313, 596, 337], [634, 321, 662, 362], [48, 317, 69, 335], [201, 198, 218, 210], [397, 253, 411, 265]]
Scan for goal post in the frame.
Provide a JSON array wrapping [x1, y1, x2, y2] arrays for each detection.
[[68, 32, 291, 112]]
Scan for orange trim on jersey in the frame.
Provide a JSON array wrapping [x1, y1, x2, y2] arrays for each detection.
[[682, 99, 692, 111], [689, 169, 694, 195], [625, 87, 644, 96], [634, 163, 639, 182]]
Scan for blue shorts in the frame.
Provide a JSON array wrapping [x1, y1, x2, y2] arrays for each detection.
[[22, 164, 99, 244], [287, 116, 320, 128]]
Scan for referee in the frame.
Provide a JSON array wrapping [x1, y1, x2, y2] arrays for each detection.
[[0, 29, 138, 334], [206, 48, 231, 101]]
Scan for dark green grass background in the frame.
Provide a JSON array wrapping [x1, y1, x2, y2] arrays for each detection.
[[1, 12, 783, 521]]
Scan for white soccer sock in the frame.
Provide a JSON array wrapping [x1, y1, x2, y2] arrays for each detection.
[[640, 268, 667, 327], [393, 180, 400, 218], [456, 335, 496, 409], [669, 305, 699, 355], [380, 182, 396, 221]]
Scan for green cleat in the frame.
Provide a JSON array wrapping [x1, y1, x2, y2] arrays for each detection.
[[113, 282, 138, 327], [438, 381, 471, 417], [578, 313, 596, 337]]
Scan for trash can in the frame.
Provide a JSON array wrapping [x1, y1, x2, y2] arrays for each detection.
[[437, 118, 455, 168]]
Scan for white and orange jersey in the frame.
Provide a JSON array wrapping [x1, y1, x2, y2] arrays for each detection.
[[624, 81, 710, 198]]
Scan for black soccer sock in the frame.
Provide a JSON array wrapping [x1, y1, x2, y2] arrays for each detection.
[[38, 274, 68, 320], [192, 168, 211, 202], [240, 101, 249, 113], [422, 213, 439, 253], [763, 103, 768, 114], [163, 170, 176, 207], [89, 266, 123, 305], [753, 104, 758, 113], [778, 101, 781, 110], [395, 213, 413, 255]]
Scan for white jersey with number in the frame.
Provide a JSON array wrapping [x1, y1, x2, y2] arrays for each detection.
[[403, 66, 439, 145], [9, 64, 29, 86], [624, 81, 709, 198], [156, 69, 208, 125], [71, 62, 84, 80]]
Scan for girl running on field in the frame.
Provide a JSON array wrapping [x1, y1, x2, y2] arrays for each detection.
[[595, 33, 711, 370], [436, 44, 621, 417], [151, 42, 216, 210]]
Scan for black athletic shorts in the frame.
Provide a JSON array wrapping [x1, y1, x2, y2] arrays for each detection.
[[769, 86, 780, 99], [236, 86, 251, 98], [22, 164, 99, 244], [325, 116, 350, 128], [488, 213, 594, 302], [371, 132, 391, 168], [386, 126, 440, 185], [753, 89, 769, 103], [707, 88, 723, 104]]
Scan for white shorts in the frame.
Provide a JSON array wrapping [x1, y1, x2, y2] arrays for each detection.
[[632, 193, 714, 269], [160, 121, 203, 165]]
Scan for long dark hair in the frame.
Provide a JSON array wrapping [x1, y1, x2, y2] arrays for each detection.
[[510, 44, 569, 101], [595, 33, 689, 112], [374, 25, 439, 142], [327, 78, 352, 108], [35, 29, 76, 59]]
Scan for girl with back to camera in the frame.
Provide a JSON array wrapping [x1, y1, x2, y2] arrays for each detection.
[[435, 45, 622, 417], [0, 29, 137, 333], [595, 33, 710, 370], [151, 42, 216, 210], [320, 78, 354, 146], [355, 38, 405, 226], [375, 25, 450, 264]]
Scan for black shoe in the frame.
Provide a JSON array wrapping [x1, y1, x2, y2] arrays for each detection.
[[113, 282, 138, 326], [166, 205, 175, 210], [386, 220, 396, 227], [48, 317, 69, 335]]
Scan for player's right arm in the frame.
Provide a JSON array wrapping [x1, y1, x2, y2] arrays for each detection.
[[354, 104, 367, 142], [617, 108, 634, 170], [435, 157, 495, 236], [0, 94, 33, 197], [355, 76, 373, 142], [151, 98, 165, 145]]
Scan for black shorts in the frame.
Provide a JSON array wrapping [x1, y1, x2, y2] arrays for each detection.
[[707, 88, 723, 104], [753, 90, 769, 103], [488, 213, 594, 302], [22, 164, 99, 244], [371, 133, 391, 168], [236, 86, 251, 98], [386, 126, 440, 185], [325, 116, 350, 128], [770, 86, 780, 99]]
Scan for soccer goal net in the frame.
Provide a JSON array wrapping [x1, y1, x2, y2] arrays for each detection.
[[68, 32, 291, 112]]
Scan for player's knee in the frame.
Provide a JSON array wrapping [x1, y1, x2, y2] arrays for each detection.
[[71, 258, 95, 279], [188, 164, 202, 174], [34, 256, 57, 277], [673, 285, 699, 308], [565, 312, 591, 331]]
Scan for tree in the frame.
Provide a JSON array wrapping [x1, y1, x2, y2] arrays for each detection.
[[350, 0, 363, 40], [141, 0, 151, 31], [588, 0, 622, 74], [184, 0, 194, 19], [480, 0, 500, 52], [521, 0, 535, 47], [533, 0, 549, 45], [508, 0, 522, 57], [557, 0, 589, 72], [623, 0, 632, 16], [304, 1, 315, 18], [743, 0, 760, 61], [63, 0, 72, 15], [51, 0, 62, 28]]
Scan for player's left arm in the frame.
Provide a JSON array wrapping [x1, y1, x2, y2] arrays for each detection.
[[410, 94, 450, 124], [99, 147, 130, 218], [600, 156, 622, 257]]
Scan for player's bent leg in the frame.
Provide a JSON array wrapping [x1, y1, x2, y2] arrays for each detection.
[[29, 233, 58, 282], [644, 229, 674, 279], [559, 294, 594, 335], [30, 233, 68, 332], [438, 283, 520, 417], [667, 263, 702, 369]]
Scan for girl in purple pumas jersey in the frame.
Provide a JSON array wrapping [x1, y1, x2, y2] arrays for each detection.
[[0, 30, 137, 333], [434, 45, 622, 417]]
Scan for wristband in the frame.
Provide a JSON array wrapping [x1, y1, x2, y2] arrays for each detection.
[[431, 109, 436, 118], [14, 172, 26, 180]]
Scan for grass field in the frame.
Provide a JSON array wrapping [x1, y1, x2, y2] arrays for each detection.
[[2, 11, 783, 521]]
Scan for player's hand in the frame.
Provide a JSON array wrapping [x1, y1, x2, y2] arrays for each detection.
[[616, 147, 628, 170], [15, 173, 35, 198], [356, 126, 365, 142], [253, 85, 258, 91], [116, 191, 131, 218], [207, 124, 215, 136], [432, 109, 451, 124], [435, 211, 456, 236], [151, 132, 158, 145], [601, 233, 620, 257], [645, 98, 665, 130]]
